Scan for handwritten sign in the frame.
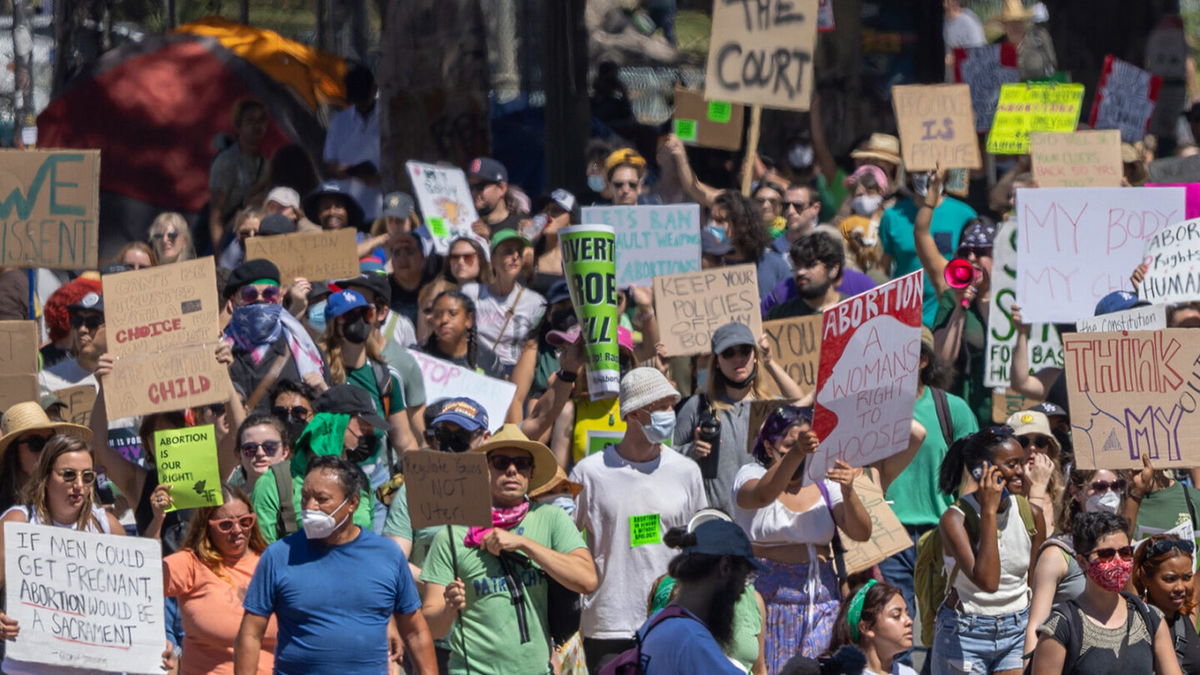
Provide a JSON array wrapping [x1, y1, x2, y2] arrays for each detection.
[[4, 522, 164, 673], [1149, 156, 1200, 184], [807, 272, 923, 484], [153, 425, 223, 510], [953, 44, 1020, 132], [704, 0, 818, 110], [673, 87, 743, 151], [992, 389, 1042, 424], [984, 220, 1063, 388], [985, 83, 1085, 155], [761, 316, 821, 396], [580, 204, 701, 287], [244, 228, 359, 283], [103, 342, 233, 420], [841, 473, 912, 575], [1015, 187, 1185, 324], [1141, 217, 1200, 305], [1090, 56, 1160, 143], [1077, 304, 1167, 333], [0, 320, 38, 411], [892, 84, 980, 171], [54, 385, 97, 427], [406, 161, 480, 254], [403, 450, 491, 529], [0, 150, 99, 270], [411, 351, 515, 431], [102, 257, 218, 357], [1030, 130, 1122, 188], [1064, 329, 1200, 470], [653, 264, 762, 357]]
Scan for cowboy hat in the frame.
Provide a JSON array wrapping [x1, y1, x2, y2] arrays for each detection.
[[999, 0, 1032, 22], [529, 464, 583, 499], [849, 133, 902, 166], [471, 424, 559, 493], [0, 401, 93, 463]]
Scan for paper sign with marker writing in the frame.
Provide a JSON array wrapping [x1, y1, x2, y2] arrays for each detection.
[[153, 425, 224, 511], [630, 514, 662, 547], [807, 272, 923, 485], [704, 0, 817, 110], [0, 320, 38, 411], [4, 522, 164, 673], [984, 220, 1063, 388], [406, 161, 480, 254], [1076, 304, 1167, 333], [953, 44, 1020, 132], [54, 385, 97, 427], [841, 473, 912, 575], [411, 351, 514, 431], [244, 228, 359, 283], [404, 450, 491, 529], [986, 83, 1085, 155], [892, 84, 980, 171], [1141, 217, 1200, 305], [760, 316, 822, 397], [653, 264, 762, 357], [581, 204, 702, 287], [1090, 56, 1161, 143], [673, 87, 743, 151], [0, 149, 99, 270], [1014, 187, 1185, 324], [1031, 130, 1122, 188], [103, 342, 233, 420], [103, 257, 218, 357], [1064, 328, 1200, 470]]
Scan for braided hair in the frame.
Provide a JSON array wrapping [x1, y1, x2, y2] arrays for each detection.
[[423, 290, 479, 370]]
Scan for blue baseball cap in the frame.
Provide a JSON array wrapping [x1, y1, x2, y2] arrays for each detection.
[[431, 397, 490, 432], [1094, 290, 1149, 317], [546, 280, 571, 306], [685, 519, 766, 571], [324, 288, 369, 322]]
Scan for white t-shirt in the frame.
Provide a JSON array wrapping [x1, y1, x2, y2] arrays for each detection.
[[867, 664, 919, 675], [730, 463, 843, 547], [570, 444, 708, 640], [460, 282, 546, 367], [322, 103, 382, 221]]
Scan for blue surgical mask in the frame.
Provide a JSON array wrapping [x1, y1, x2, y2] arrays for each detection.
[[641, 410, 676, 444], [307, 300, 327, 333], [707, 224, 728, 243], [587, 174, 606, 193]]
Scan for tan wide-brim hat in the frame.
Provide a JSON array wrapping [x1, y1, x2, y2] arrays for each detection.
[[529, 464, 583, 499], [1006, 410, 1061, 458], [472, 423, 559, 493], [850, 133, 902, 167], [999, 0, 1032, 21], [0, 401, 93, 463]]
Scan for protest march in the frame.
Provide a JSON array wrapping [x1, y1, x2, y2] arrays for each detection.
[[11, 1, 1200, 674]]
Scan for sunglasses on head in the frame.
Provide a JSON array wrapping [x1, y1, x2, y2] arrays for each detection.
[[1018, 435, 1051, 450], [1089, 545, 1135, 561], [272, 406, 311, 420], [69, 314, 104, 330], [610, 181, 638, 189], [56, 469, 97, 485], [720, 344, 754, 359], [16, 434, 49, 453], [1089, 479, 1126, 494], [152, 230, 180, 243], [238, 284, 282, 305], [980, 425, 1015, 442], [488, 455, 534, 473], [209, 514, 257, 533], [240, 440, 282, 458], [1147, 537, 1196, 557]]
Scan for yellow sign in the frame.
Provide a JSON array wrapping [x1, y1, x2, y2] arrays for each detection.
[[985, 83, 1085, 155]]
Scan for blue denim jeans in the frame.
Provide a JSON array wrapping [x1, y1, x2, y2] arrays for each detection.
[[930, 605, 1029, 674]]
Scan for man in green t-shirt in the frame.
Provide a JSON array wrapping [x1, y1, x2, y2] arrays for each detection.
[[419, 425, 597, 675]]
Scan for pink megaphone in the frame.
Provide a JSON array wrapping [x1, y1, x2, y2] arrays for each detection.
[[944, 258, 978, 307]]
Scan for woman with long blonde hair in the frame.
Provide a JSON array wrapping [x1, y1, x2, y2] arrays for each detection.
[[149, 211, 196, 264]]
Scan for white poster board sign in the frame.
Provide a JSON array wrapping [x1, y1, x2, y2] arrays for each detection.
[[1076, 304, 1167, 333], [580, 204, 702, 287], [1015, 187, 1185, 323], [1141, 217, 1200, 305], [406, 161, 480, 254], [4, 522, 164, 674], [412, 351, 515, 431]]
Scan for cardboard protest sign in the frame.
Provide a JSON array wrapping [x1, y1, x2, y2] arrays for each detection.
[[953, 44, 1020, 132], [580, 204, 701, 288], [1090, 56, 1161, 143], [0, 320, 38, 411], [985, 83, 1085, 155], [54, 385, 97, 427], [102, 257, 218, 357], [560, 225, 621, 400], [1064, 329, 1200, 470], [1149, 156, 1200, 184], [704, 0, 818, 111], [411, 351, 514, 431], [1030, 130, 1122, 188], [984, 221, 1063, 388], [841, 472, 912, 575], [1076, 304, 1167, 333], [404, 450, 491, 529], [243, 229, 359, 283], [0, 150, 99, 269], [103, 342, 233, 420], [406, 161, 480, 254], [1015, 187, 1185, 324], [806, 272, 923, 484], [992, 389, 1041, 424], [760, 316, 822, 397], [4, 522, 164, 673], [892, 84, 980, 172], [654, 264, 761, 357], [153, 425, 224, 511], [1141, 217, 1200, 305], [672, 87, 744, 151]]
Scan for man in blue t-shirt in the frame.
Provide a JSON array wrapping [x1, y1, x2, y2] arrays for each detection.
[[237, 456, 437, 674]]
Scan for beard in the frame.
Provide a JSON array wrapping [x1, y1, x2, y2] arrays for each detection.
[[706, 572, 746, 647], [798, 278, 832, 300]]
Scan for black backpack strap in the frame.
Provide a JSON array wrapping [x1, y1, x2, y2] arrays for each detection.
[[931, 387, 954, 446], [272, 462, 297, 536], [371, 359, 393, 416], [1061, 598, 1084, 671], [1122, 591, 1160, 640]]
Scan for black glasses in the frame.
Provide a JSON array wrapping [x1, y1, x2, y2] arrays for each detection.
[[16, 434, 49, 453], [240, 440, 283, 457], [238, 285, 282, 305], [209, 514, 257, 532], [488, 455, 534, 473], [1147, 538, 1196, 557], [610, 181, 638, 189], [207, 403, 227, 417], [272, 406, 311, 420], [1018, 435, 1051, 450], [56, 469, 97, 485], [719, 345, 754, 359], [69, 314, 104, 330], [1089, 479, 1126, 494], [784, 201, 811, 212], [152, 230, 180, 243], [956, 246, 993, 259], [1089, 545, 1135, 561]]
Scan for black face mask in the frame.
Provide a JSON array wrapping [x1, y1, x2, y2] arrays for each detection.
[[726, 363, 758, 389], [434, 426, 475, 453], [550, 307, 577, 332], [282, 416, 307, 444], [346, 430, 376, 463], [341, 316, 372, 344]]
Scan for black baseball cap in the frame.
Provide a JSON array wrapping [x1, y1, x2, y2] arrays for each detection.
[[258, 213, 297, 236], [304, 181, 366, 231], [336, 272, 391, 305], [67, 291, 104, 314], [314, 385, 388, 430], [685, 519, 765, 570], [467, 157, 508, 183]]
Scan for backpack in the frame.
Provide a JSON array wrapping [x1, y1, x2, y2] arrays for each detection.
[[914, 494, 1036, 645], [269, 462, 298, 538], [598, 606, 705, 675], [1026, 592, 1158, 674]]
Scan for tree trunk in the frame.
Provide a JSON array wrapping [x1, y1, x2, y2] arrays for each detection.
[[543, 0, 590, 197], [12, 0, 34, 143]]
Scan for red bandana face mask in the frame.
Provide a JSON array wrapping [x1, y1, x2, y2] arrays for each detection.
[[1085, 556, 1133, 594]]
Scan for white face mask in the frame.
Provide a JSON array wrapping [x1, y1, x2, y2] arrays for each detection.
[[301, 497, 351, 539], [851, 195, 882, 216], [788, 144, 814, 170], [1085, 491, 1121, 515], [641, 410, 676, 444]]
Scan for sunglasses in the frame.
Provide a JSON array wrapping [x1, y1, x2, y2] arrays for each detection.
[[784, 201, 811, 212], [719, 345, 754, 359], [449, 253, 478, 264], [1089, 545, 1135, 561], [240, 440, 283, 458], [1018, 435, 1051, 450], [238, 284, 282, 305], [610, 181, 638, 189], [56, 469, 97, 485], [488, 455, 534, 473], [956, 246, 992, 259], [272, 406, 311, 420], [16, 434, 49, 453], [1089, 479, 1127, 494], [469, 182, 498, 193], [152, 230, 180, 243], [207, 402, 227, 417], [69, 314, 104, 330], [1147, 538, 1196, 557], [209, 514, 257, 533]]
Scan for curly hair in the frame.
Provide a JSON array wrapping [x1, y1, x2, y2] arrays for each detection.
[[1133, 535, 1198, 616], [937, 425, 1017, 496], [44, 277, 103, 343], [714, 190, 770, 261]]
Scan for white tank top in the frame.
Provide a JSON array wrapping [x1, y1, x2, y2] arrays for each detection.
[[946, 494, 1031, 616], [0, 504, 113, 533]]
